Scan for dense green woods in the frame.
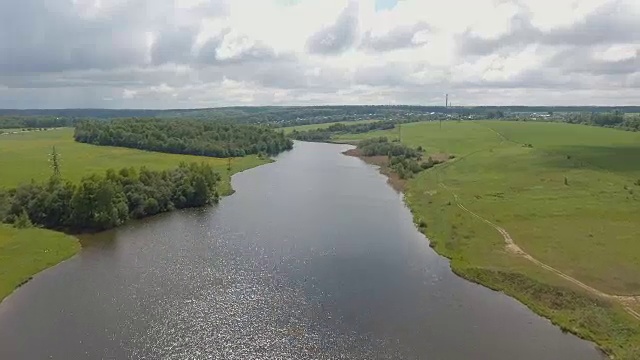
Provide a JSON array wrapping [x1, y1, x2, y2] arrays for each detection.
[[290, 121, 395, 142], [357, 137, 444, 179], [74, 119, 293, 157], [1, 163, 220, 232], [561, 112, 640, 131], [0, 116, 75, 129]]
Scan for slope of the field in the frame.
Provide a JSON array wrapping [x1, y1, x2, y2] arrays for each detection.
[[338, 121, 640, 295], [0, 128, 268, 193], [337, 120, 640, 357]]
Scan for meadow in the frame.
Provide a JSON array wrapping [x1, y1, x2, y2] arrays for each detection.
[[0, 128, 268, 194], [337, 120, 640, 358]]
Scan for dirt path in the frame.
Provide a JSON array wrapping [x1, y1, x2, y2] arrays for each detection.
[[439, 182, 640, 321]]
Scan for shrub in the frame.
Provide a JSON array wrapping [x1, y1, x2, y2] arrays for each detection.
[[13, 210, 33, 229]]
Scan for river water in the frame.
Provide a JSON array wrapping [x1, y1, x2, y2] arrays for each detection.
[[0, 141, 603, 359]]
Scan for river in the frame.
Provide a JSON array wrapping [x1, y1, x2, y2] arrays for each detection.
[[0, 141, 603, 359]]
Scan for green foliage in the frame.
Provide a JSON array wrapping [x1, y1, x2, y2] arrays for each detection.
[[74, 118, 293, 158], [289, 121, 395, 142], [0, 190, 8, 221], [13, 210, 33, 229], [3, 163, 221, 232], [357, 137, 439, 179], [0, 115, 75, 129], [358, 137, 421, 158], [561, 111, 640, 131], [50, 146, 61, 177]]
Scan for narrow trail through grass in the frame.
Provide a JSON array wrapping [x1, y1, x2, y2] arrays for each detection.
[[433, 122, 640, 320]]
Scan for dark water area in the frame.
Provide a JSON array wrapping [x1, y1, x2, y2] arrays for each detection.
[[0, 141, 604, 359]]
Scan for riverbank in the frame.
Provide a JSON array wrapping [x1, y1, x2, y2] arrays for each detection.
[[0, 225, 80, 302], [0, 128, 275, 303], [342, 123, 640, 360], [0, 155, 272, 304]]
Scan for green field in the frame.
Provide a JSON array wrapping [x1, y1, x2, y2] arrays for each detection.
[[338, 121, 640, 358], [281, 119, 378, 134], [0, 225, 80, 302], [0, 128, 269, 193]]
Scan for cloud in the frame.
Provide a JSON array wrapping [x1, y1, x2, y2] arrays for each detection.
[[457, 0, 640, 56], [305, 1, 360, 55], [0, 0, 638, 108], [361, 23, 431, 51]]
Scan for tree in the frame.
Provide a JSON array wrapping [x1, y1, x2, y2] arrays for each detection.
[[50, 146, 61, 177]]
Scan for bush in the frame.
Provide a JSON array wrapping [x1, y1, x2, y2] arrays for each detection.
[[13, 210, 33, 229]]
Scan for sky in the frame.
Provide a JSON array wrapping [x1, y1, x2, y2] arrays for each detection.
[[0, 0, 638, 108]]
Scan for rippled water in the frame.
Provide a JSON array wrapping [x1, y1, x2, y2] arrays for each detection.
[[0, 141, 604, 359]]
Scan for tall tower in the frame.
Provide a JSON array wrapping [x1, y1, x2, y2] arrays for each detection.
[[445, 94, 449, 108]]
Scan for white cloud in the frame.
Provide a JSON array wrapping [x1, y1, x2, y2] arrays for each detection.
[[0, 0, 638, 108]]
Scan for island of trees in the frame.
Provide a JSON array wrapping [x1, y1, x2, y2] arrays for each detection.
[[74, 118, 293, 157], [356, 137, 446, 179], [1, 163, 221, 232]]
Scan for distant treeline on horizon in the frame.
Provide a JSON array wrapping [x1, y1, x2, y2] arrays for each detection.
[[0, 105, 639, 121]]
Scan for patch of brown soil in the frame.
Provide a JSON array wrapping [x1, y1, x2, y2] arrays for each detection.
[[429, 153, 451, 163], [343, 148, 407, 192]]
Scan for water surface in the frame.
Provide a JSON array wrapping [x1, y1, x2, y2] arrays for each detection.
[[0, 141, 604, 359]]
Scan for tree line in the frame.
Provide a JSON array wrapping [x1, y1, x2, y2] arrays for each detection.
[[357, 137, 446, 179], [0, 163, 221, 232], [289, 121, 396, 142], [4, 106, 640, 122], [0, 116, 76, 129], [74, 118, 293, 158], [561, 111, 640, 131]]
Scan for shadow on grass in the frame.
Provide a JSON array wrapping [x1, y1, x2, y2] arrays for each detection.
[[539, 145, 640, 176]]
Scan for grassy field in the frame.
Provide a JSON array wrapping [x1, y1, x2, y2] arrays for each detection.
[[281, 119, 378, 134], [0, 225, 80, 302], [0, 128, 269, 194], [337, 121, 640, 358]]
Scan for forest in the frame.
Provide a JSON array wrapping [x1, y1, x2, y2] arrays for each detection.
[[559, 111, 640, 131], [0, 163, 221, 232], [289, 121, 396, 142], [74, 118, 293, 157], [0, 116, 76, 129]]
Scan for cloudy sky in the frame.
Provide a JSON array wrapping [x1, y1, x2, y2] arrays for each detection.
[[0, 0, 638, 108]]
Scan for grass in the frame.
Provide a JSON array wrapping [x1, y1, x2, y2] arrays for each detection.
[[339, 120, 640, 359], [281, 119, 378, 134], [0, 224, 80, 302], [0, 128, 269, 194]]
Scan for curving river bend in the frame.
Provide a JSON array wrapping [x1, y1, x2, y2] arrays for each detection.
[[0, 142, 604, 359]]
